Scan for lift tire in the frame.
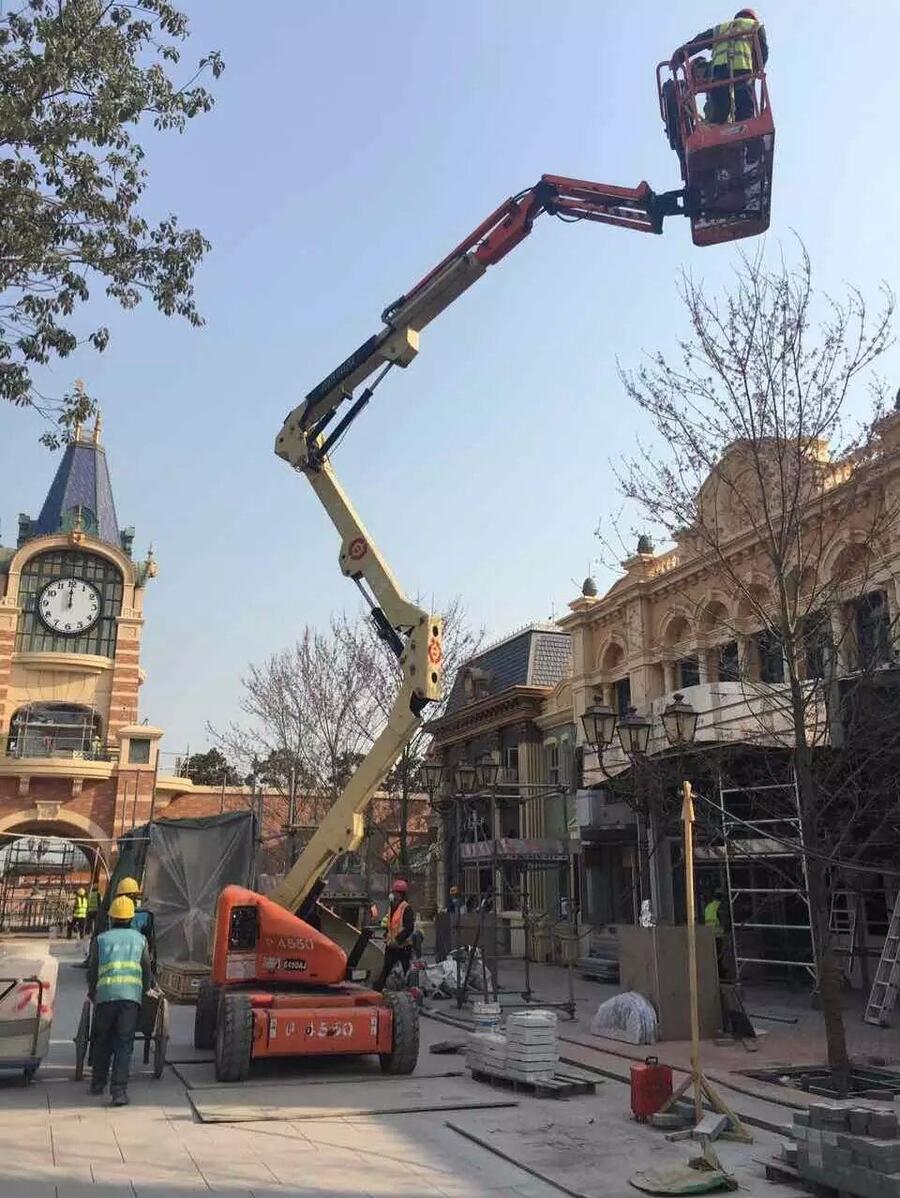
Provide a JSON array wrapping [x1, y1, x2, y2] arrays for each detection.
[[74, 998, 91, 1081], [379, 991, 419, 1075], [215, 992, 253, 1083], [194, 979, 220, 1050]]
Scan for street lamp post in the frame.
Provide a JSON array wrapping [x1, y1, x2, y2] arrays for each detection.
[[579, 691, 699, 918]]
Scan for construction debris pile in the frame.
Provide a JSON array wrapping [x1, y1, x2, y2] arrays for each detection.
[[783, 1102, 900, 1198], [466, 1009, 559, 1083], [418, 948, 496, 999]]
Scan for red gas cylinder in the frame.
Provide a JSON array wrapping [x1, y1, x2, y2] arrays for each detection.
[[630, 1055, 673, 1121]]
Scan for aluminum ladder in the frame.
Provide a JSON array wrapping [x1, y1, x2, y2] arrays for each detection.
[[829, 890, 859, 987], [864, 891, 900, 1026]]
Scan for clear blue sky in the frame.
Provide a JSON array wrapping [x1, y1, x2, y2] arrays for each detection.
[[2, 2, 898, 758]]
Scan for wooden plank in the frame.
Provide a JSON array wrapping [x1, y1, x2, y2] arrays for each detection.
[[470, 1068, 597, 1099]]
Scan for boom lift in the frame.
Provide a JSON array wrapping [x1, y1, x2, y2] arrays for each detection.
[[201, 44, 775, 1083]]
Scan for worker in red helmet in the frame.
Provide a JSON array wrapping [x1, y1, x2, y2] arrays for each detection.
[[374, 879, 415, 991], [674, 8, 768, 125]]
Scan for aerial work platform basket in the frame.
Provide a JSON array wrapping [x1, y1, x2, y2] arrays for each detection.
[[658, 22, 774, 246]]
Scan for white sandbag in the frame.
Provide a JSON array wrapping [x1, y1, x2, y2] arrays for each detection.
[[589, 990, 658, 1045]]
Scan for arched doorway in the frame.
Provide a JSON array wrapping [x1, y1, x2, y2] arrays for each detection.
[[0, 816, 110, 935]]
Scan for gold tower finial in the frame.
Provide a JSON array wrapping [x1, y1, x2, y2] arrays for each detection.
[[72, 378, 86, 443], [93, 408, 102, 445]]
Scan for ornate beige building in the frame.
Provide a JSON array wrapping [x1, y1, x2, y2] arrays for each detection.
[[556, 414, 900, 982]]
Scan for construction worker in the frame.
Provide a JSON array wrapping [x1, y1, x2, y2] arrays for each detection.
[[374, 879, 415, 991], [69, 887, 88, 939], [87, 894, 153, 1105], [117, 877, 157, 971], [704, 889, 731, 975], [85, 883, 101, 937], [676, 9, 768, 125]]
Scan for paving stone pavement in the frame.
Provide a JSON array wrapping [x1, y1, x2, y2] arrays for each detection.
[[0, 941, 809, 1197]]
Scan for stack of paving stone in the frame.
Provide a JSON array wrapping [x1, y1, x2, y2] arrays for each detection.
[[466, 1010, 559, 1083], [785, 1101, 900, 1197], [465, 1031, 508, 1076], [503, 1010, 559, 1083]]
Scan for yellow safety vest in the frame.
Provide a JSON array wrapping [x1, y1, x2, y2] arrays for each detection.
[[73, 894, 88, 919], [87, 889, 100, 914], [704, 899, 723, 936], [711, 18, 756, 74]]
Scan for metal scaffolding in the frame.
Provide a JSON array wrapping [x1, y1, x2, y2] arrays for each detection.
[[0, 836, 85, 933], [445, 782, 580, 1017], [712, 771, 817, 984]]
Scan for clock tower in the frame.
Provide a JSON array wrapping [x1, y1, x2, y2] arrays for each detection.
[[0, 411, 161, 851]]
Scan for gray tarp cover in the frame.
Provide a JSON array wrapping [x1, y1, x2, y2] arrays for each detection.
[[115, 813, 256, 964]]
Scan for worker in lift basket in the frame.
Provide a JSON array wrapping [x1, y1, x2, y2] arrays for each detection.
[[374, 879, 415, 991], [675, 8, 768, 125], [87, 895, 155, 1106]]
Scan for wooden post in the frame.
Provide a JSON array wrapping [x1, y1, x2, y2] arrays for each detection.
[[682, 780, 703, 1125], [656, 779, 752, 1145]]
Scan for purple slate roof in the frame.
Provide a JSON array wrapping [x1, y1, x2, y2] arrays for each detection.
[[32, 440, 120, 546]]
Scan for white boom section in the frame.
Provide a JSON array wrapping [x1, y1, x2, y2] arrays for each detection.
[[273, 416, 442, 914]]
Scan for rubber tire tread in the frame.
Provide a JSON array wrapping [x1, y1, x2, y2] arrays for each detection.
[[215, 992, 253, 1083], [379, 991, 419, 1075], [193, 980, 220, 1050], [74, 999, 91, 1081]]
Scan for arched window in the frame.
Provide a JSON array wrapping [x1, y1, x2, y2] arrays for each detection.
[[6, 703, 103, 760], [15, 549, 123, 657]]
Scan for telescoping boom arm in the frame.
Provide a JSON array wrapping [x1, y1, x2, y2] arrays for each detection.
[[271, 172, 684, 917]]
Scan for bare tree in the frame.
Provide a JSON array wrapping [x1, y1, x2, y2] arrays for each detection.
[[210, 620, 377, 857], [617, 244, 897, 1080], [212, 600, 482, 879]]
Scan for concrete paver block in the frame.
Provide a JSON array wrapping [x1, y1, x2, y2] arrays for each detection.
[[693, 1111, 729, 1140], [869, 1110, 900, 1139]]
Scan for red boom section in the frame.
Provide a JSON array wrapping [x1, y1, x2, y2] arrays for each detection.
[[389, 175, 664, 320]]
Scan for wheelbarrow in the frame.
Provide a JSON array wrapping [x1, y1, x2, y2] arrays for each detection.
[[74, 990, 169, 1081]]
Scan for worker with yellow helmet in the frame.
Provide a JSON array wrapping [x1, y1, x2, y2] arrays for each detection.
[[69, 887, 88, 940], [115, 876, 157, 971], [86, 893, 153, 1106]]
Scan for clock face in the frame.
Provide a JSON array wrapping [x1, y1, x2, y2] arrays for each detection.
[[37, 577, 102, 635]]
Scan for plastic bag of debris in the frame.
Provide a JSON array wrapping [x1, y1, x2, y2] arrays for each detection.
[[419, 950, 495, 999], [590, 990, 658, 1045]]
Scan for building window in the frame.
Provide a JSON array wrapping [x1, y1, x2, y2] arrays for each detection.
[[803, 611, 832, 681], [755, 630, 785, 683], [547, 743, 560, 786], [717, 641, 740, 681], [854, 590, 891, 670], [504, 746, 519, 781], [15, 549, 124, 658], [6, 703, 102, 759], [614, 676, 631, 715], [677, 655, 700, 688], [128, 738, 152, 765]]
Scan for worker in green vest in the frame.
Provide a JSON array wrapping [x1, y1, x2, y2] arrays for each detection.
[[704, 891, 725, 936], [86, 895, 153, 1106], [85, 884, 101, 937], [69, 887, 88, 939], [676, 9, 768, 125]]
